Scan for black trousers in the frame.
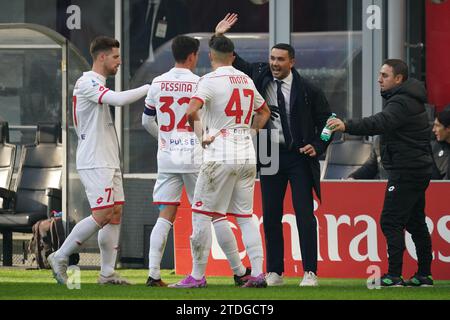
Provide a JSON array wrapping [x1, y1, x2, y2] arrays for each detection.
[[380, 172, 433, 277], [260, 147, 317, 275]]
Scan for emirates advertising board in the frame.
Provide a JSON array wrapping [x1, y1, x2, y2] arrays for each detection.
[[174, 182, 450, 279]]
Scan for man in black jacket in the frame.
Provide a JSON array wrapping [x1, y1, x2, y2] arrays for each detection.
[[215, 14, 332, 286], [431, 109, 450, 179], [328, 59, 434, 287]]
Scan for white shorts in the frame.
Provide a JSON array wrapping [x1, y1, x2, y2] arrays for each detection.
[[78, 168, 125, 211], [153, 172, 198, 205], [191, 161, 256, 217]]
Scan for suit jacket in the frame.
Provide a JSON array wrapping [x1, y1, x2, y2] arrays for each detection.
[[233, 53, 332, 200]]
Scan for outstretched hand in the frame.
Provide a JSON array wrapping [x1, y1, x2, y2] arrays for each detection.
[[327, 118, 346, 132], [215, 13, 238, 36]]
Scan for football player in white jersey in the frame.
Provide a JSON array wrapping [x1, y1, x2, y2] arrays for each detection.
[[142, 35, 202, 287], [170, 35, 271, 288], [48, 36, 150, 285]]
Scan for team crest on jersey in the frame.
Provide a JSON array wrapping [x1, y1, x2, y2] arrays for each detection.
[[195, 201, 203, 207], [220, 129, 230, 137], [91, 80, 99, 87], [96, 197, 104, 204]]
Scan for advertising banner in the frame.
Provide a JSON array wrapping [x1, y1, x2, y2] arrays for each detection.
[[174, 182, 450, 279]]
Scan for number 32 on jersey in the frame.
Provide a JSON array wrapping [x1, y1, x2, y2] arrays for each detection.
[[158, 96, 192, 132]]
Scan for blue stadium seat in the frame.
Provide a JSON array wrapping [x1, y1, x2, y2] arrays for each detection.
[[321, 133, 373, 179]]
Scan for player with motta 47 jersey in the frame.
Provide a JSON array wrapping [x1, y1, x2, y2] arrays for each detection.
[[170, 34, 271, 288]]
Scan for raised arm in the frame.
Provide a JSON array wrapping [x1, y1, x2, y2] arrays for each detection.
[[215, 13, 238, 36], [214, 13, 262, 77]]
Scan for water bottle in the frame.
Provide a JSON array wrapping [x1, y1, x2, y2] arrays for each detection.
[[320, 113, 337, 142]]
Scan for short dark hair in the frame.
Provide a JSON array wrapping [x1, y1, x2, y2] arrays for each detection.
[[208, 35, 234, 53], [90, 36, 120, 60], [171, 35, 200, 63], [272, 43, 295, 59], [383, 59, 409, 82], [437, 109, 450, 128]]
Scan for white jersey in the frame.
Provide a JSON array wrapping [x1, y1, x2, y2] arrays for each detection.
[[73, 71, 119, 169], [145, 68, 201, 173], [192, 66, 265, 162]]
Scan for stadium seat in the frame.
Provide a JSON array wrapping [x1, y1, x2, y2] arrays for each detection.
[[321, 133, 373, 179], [0, 122, 16, 208], [0, 123, 62, 266]]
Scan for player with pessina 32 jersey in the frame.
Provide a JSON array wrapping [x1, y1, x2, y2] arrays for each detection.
[[141, 35, 202, 287]]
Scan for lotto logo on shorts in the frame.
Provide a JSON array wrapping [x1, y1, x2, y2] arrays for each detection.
[[195, 201, 203, 207], [96, 197, 104, 204]]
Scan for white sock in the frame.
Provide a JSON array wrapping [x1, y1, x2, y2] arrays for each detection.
[[55, 215, 100, 259], [237, 216, 264, 276], [98, 223, 120, 277], [213, 218, 246, 277], [190, 213, 212, 280], [148, 217, 172, 279]]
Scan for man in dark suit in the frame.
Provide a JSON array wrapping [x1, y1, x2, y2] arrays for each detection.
[[215, 14, 332, 286]]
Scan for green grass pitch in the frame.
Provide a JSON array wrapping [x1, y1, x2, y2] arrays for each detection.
[[0, 268, 449, 300]]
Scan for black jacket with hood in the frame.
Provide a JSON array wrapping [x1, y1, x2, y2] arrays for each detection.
[[345, 78, 433, 174]]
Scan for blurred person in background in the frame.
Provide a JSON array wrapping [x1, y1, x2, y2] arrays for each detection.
[[431, 109, 450, 180]]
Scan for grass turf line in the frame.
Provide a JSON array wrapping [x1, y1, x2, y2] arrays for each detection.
[[0, 269, 449, 300]]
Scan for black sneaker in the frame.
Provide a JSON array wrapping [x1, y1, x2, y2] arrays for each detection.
[[404, 274, 434, 287], [146, 276, 168, 287], [380, 274, 405, 287], [234, 267, 251, 286]]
